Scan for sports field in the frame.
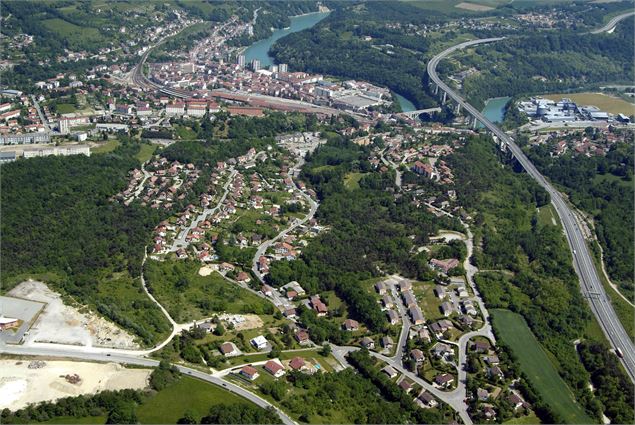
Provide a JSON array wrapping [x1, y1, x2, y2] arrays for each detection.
[[542, 92, 635, 115], [491, 309, 593, 424]]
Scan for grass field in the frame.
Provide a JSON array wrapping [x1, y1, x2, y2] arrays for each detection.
[[491, 309, 593, 424], [542, 92, 635, 115], [91, 140, 120, 154], [136, 376, 246, 423], [145, 259, 272, 322], [536, 204, 561, 229], [56, 103, 77, 114], [42, 18, 101, 45], [404, 0, 510, 14], [136, 144, 156, 163], [504, 413, 541, 424], [343, 172, 365, 190]]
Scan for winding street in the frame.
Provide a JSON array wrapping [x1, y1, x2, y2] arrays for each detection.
[[251, 157, 319, 299]]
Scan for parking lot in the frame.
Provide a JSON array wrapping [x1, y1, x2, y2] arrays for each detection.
[[0, 296, 45, 344]]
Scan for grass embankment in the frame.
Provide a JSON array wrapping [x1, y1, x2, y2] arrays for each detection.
[[490, 309, 593, 424], [542, 92, 635, 115]]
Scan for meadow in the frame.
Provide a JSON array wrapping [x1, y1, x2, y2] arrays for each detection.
[[491, 309, 593, 424]]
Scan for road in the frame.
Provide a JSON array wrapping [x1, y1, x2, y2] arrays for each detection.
[[590, 10, 635, 34], [171, 168, 237, 252], [30, 95, 52, 132], [0, 344, 296, 425], [251, 157, 319, 305], [427, 36, 635, 382]]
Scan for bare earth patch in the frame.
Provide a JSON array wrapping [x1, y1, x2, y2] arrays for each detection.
[[455, 2, 494, 11], [0, 360, 151, 410], [218, 313, 263, 331], [198, 265, 213, 276], [8, 280, 140, 349]]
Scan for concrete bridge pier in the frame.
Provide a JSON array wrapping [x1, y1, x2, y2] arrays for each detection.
[[441, 91, 447, 104], [432, 83, 439, 95], [455, 103, 461, 114]]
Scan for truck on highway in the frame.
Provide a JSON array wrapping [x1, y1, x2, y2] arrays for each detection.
[[616, 348, 624, 358]]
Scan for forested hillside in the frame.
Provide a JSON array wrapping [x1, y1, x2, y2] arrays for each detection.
[[526, 133, 634, 299], [0, 140, 171, 344], [460, 19, 635, 108], [448, 136, 634, 423]]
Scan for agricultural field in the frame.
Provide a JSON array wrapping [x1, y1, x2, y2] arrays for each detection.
[[542, 92, 635, 115], [536, 204, 561, 229], [490, 309, 593, 424]]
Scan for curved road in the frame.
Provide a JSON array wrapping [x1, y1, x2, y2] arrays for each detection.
[[590, 10, 635, 34], [427, 33, 635, 382], [0, 344, 295, 425]]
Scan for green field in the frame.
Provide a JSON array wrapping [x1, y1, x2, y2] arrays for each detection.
[[91, 140, 120, 154], [491, 309, 593, 424], [145, 259, 273, 322], [343, 172, 365, 190], [136, 144, 156, 163], [542, 92, 635, 115], [56, 103, 77, 114], [42, 18, 101, 44], [136, 376, 246, 423], [536, 204, 561, 229]]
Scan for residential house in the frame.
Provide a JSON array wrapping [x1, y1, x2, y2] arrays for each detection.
[[434, 373, 454, 388], [343, 319, 360, 331], [432, 342, 453, 359], [310, 295, 328, 316], [386, 309, 400, 325], [264, 360, 285, 378], [434, 285, 446, 299], [382, 365, 398, 378], [295, 330, 310, 345], [402, 291, 417, 308], [382, 295, 394, 309], [429, 258, 460, 274], [440, 301, 454, 317], [375, 282, 387, 295], [240, 365, 259, 381], [250, 335, 268, 350], [410, 348, 425, 364], [361, 337, 375, 349], [219, 342, 239, 357], [289, 357, 307, 372], [399, 379, 413, 393], [408, 306, 425, 325], [477, 388, 490, 402], [416, 391, 438, 409], [381, 336, 393, 349]]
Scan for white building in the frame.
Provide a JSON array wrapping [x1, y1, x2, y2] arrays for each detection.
[[250, 335, 268, 350]]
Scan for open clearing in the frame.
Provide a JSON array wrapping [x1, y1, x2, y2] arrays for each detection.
[[0, 360, 150, 410], [455, 2, 494, 11], [136, 376, 246, 423], [491, 309, 593, 424], [8, 280, 139, 349], [542, 92, 635, 115]]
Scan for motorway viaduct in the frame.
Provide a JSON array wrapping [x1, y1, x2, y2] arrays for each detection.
[[426, 30, 635, 383]]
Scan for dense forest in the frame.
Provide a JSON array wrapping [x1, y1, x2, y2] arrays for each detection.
[[0, 140, 172, 345], [266, 132, 459, 334], [448, 136, 633, 423], [526, 134, 634, 299], [459, 18, 635, 108]]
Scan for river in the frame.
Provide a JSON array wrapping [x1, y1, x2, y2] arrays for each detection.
[[394, 93, 416, 112], [477, 96, 510, 128], [244, 11, 330, 68]]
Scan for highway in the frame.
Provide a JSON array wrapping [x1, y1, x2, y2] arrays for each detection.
[[427, 35, 635, 383], [590, 10, 635, 34], [0, 344, 296, 425]]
